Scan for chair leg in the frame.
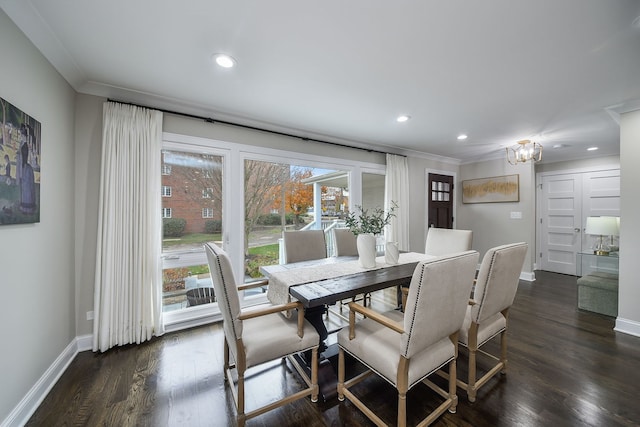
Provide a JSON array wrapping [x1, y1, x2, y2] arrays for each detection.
[[500, 329, 508, 374], [337, 347, 345, 401], [237, 370, 245, 427], [311, 347, 319, 402], [448, 358, 458, 413], [397, 392, 407, 427], [397, 356, 409, 427], [467, 347, 477, 403], [467, 322, 479, 402]]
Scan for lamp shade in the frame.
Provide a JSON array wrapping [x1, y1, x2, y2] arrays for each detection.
[[585, 216, 618, 236]]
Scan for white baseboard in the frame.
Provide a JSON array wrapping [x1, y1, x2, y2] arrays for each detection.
[[614, 317, 640, 337], [76, 334, 93, 352], [520, 271, 536, 282], [0, 336, 88, 427]]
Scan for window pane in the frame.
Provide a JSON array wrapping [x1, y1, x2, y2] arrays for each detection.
[[244, 160, 297, 285], [244, 160, 348, 280], [161, 150, 223, 312]]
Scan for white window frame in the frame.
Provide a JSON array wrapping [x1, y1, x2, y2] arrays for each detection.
[[161, 185, 172, 197], [162, 164, 171, 175], [202, 207, 214, 218], [162, 207, 172, 218]]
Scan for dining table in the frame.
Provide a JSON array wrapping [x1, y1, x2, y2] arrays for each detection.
[[260, 251, 433, 308], [259, 251, 435, 400]]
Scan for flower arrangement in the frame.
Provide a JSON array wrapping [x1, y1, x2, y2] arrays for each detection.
[[344, 202, 397, 236]]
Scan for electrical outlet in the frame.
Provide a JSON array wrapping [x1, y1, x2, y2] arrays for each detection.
[[86, 311, 94, 320]]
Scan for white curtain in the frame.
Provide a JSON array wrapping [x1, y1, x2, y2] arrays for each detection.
[[385, 153, 410, 251], [93, 102, 164, 352]]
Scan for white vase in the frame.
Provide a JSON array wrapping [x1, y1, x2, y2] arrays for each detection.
[[357, 233, 377, 269], [385, 242, 399, 265]]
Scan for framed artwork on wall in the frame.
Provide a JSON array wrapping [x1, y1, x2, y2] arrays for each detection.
[[462, 174, 519, 204], [0, 96, 41, 224]]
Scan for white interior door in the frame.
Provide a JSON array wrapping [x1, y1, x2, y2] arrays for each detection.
[[539, 169, 620, 275], [540, 174, 582, 274]]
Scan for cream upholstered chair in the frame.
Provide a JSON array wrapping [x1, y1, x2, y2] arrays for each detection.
[[283, 229, 327, 263], [424, 227, 473, 255], [333, 228, 358, 256], [204, 242, 319, 427], [337, 251, 479, 427], [457, 242, 527, 402], [400, 227, 474, 310]]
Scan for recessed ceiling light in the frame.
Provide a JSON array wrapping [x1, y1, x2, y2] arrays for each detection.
[[396, 115, 410, 123], [587, 146, 599, 151], [457, 134, 468, 140], [212, 53, 236, 68]]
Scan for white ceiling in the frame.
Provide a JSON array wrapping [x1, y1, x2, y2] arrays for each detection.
[[3, 0, 640, 164]]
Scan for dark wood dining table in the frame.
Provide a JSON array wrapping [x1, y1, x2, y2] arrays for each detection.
[[259, 254, 429, 401], [259, 254, 427, 309]]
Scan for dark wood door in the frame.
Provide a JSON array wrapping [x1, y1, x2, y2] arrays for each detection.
[[428, 173, 454, 229]]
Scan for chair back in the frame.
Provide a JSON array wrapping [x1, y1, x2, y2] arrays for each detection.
[[402, 250, 479, 358], [333, 228, 358, 256], [283, 229, 327, 263], [471, 242, 528, 324], [204, 242, 242, 343], [424, 228, 473, 255]]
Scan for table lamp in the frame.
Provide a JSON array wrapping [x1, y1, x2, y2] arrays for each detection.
[[585, 216, 618, 255]]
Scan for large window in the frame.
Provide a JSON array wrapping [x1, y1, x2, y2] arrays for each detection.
[[161, 132, 385, 327]]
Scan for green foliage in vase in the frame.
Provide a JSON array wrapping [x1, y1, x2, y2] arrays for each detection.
[[344, 202, 397, 236]]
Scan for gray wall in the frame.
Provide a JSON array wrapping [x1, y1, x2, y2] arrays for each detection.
[[74, 95, 103, 336], [0, 10, 76, 422], [457, 159, 536, 273]]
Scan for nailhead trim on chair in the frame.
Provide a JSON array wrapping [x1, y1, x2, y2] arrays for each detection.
[[473, 249, 498, 323], [207, 243, 239, 340], [402, 262, 426, 357]]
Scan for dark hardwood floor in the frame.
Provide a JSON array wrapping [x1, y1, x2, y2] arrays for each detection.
[[27, 271, 640, 426]]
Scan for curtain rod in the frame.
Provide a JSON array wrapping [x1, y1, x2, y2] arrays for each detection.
[[108, 99, 404, 157]]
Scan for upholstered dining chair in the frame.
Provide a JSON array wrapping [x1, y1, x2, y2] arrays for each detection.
[[456, 242, 528, 402], [204, 242, 319, 427], [333, 228, 358, 256], [400, 227, 473, 310], [424, 227, 473, 255], [337, 250, 479, 427], [283, 229, 327, 264]]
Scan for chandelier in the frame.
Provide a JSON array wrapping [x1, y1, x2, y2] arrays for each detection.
[[506, 139, 543, 165]]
